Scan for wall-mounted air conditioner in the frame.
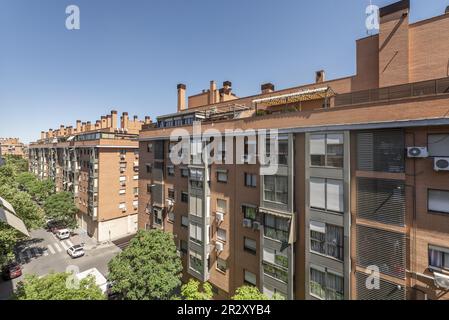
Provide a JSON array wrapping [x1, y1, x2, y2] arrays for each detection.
[[243, 218, 252, 228], [434, 272, 449, 290], [407, 147, 429, 158], [253, 221, 261, 230], [216, 241, 224, 252], [216, 212, 224, 223], [434, 157, 449, 171]]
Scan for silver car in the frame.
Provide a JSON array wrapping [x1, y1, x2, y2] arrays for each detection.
[[67, 244, 85, 259]]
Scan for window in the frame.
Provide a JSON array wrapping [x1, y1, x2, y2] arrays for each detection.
[[264, 175, 288, 204], [428, 189, 449, 214], [244, 173, 257, 187], [428, 134, 449, 157], [244, 270, 257, 286], [181, 192, 188, 203], [133, 187, 139, 196], [263, 262, 288, 283], [147, 143, 153, 153], [310, 268, 343, 300], [216, 199, 227, 213], [217, 258, 227, 273], [181, 216, 189, 227], [264, 215, 289, 243], [263, 248, 288, 269], [243, 205, 257, 221], [180, 240, 188, 254], [167, 166, 175, 176], [310, 133, 344, 168], [217, 170, 228, 183], [217, 228, 227, 242], [189, 194, 203, 217], [310, 178, 344, 213], [189, 249, 203, 274], [310, 221, 344, 261], [153, 208, 162, 225], [244, 237, 257, 254], [181, 168, 189, 177], [167, 211, 174, 222], [146, 164, 152, 173], [429, 245, 449, 270], [190, 222, 203, 244], [266, 135, 288, 165], [168, 188, 175, 200], [147, 184, 152, 193]]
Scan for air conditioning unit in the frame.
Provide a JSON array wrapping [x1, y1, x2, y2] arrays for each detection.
[[407, 147, 429, 158], [216, 212, 224, 223], [434, 272, 449, 290], [253, 221, 261, 230], [120, 155, 126, 160], [434, 157, 449, 171], [243, 218, 252, 228], [216, 241, 224, 252]]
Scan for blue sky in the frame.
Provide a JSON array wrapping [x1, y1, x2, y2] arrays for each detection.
[[1, 0, 448, 143]]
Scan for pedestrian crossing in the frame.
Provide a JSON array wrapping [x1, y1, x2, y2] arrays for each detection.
[[16, 239, 75, 263]]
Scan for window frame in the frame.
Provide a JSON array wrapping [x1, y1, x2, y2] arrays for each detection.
[[244, 173, 257, 188], [244, 237, 257, 255], [309, 133, 344, 168]]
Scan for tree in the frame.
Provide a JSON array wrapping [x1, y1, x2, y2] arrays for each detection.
[[16, 172, 55, 203], [0, 222, 20, 266], [4, 155, 28, 173], [43, 192, 77, 229], [181, 279, 213, 300], [0, 184, 44, 229], [108, 229, 182, 300], [232, 286, 268, 300], [14, 272, 105, 300]]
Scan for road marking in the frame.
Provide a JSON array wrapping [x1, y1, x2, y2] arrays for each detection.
[[60, 241, 69, 250], [47, 244, 56, 254], [66, 239, 74, 247], [53, 242, 62, 252]]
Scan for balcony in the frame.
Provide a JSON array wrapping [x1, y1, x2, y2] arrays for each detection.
[[335, 77, 449, 107]]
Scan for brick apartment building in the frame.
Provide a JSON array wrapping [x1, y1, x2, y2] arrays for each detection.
[[0, 138, 26, 158], [138, 0, 449, 300], [29, 111, 152, 243]]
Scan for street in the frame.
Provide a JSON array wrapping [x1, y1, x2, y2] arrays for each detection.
[[0, 228, 122, 300]]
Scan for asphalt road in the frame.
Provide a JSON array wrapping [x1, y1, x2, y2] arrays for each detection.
[[0, 228, 121, 300]]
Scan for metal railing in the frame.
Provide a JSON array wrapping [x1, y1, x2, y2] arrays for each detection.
[[335, 77, 449, 107]]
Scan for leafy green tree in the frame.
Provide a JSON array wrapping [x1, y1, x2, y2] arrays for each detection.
[[108, 229, 182, 300], [16, 172, 54, 203], [4, 155, 28, 173], [14, 273, 105, 300], [0, 164, 16, 187], [0, 184, 44, 229], [43, 192, 77, 228], [0, 222, 20, 266], [232, 286, 268, 300], [181, 279, 213, 300]]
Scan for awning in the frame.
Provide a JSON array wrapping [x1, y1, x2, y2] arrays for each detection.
[[0, 197, 29, 237], [252, 87, 334, 107]]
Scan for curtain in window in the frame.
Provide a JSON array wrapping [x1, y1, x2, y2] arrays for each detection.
[[310, 268, 325, 298], [429, 248, 443, 268], [326, 225, 343, 260], [326, 273, 344, 300]]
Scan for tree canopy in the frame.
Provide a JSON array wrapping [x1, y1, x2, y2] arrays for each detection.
[[0, 222, 20, 266], [14, 272, 105, 300], [108, 229, 182, 300], [232, 286, 268, 300], [43, 192, 78, 229], [181, 279, 213, 300]]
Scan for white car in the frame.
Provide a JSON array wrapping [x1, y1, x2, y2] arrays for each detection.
[[56, 229, 70, 240], [67, 244, 85, 259]]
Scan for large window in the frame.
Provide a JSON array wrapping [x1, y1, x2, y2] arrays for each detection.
[[264, 175, 288, 204], [243, 205, 257, 221], [310, 178, 344, 213], [189, 250, 203, 274], [428, 134, 449, 157], [265, 136, 288, 165], [310, 221, 344, 261], [429, 245, 449, 270], [263, 247, 288, 269], [428, 189, 449, 214], [263, 262, 288, 283], [310, 133, 344, 168], [264, 215, 289, 243], [189, 194, 203, 217], [244, 237, 257, 254], [189, 222, 203, 244], [310, 268, 344, 300]]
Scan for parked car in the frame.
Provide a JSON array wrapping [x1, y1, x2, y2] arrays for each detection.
[[49, 222, 66, 234], [67, 244, 85, 259], [56, 228, 71, 240], [1, 262, 22, 280]]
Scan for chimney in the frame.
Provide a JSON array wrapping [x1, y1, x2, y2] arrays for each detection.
[[177, 83, 186, 112], [86, 121, 92, 131], [144, 116, 152, 124], [209, 81, 217, 104], [106, 115, 112, 128], [261, 83, 275, 94], [76, 120, 82, 133], [95, 120, 101, 129], [67, 126, 73, 135], [101, 116, 107, 128], [111, 110, 118, 129], [316, 70, 325, 83], [445, 6, 449, 14], [81, 122, 86, 132], [121, 112, 129, 130], [48, 129, 53, 138], [223, 81, 232, 94], [41, 131, 45, 140]]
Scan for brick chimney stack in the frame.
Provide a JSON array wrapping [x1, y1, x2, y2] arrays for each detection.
[[177, 84, 186, 112], [111, 110, 118, 129], [261, 83, 275, 94]]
